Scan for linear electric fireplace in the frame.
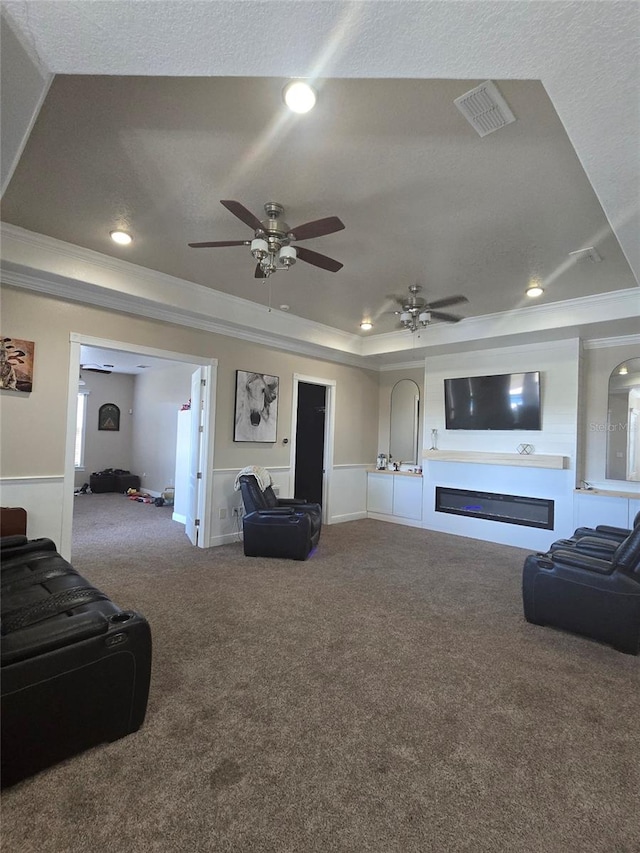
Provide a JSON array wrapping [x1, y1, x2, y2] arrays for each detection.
[[435, 487, 554, 529]]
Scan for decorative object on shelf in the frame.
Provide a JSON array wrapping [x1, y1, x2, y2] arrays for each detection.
[[517, 443, 534, 455], [430, 428, 438, 450], [234, 370, 279, 442], [180, 398, 191, 411], [1, 336, 35, 393], [98, 403, 120, 431], [376, 453, 387, 470]]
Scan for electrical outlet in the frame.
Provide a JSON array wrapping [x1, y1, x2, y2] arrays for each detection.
[[219, 508, 227, 520]]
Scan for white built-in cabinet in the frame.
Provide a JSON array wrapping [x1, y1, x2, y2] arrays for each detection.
[[367, 472, 422, 526], [573, 490, 640, 531]]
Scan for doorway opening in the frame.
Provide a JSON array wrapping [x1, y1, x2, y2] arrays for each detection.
[[63, 334, 216, 559], [290, 374, 335, 524]]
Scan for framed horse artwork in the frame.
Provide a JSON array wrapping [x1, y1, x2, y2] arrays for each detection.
[[234, 370, 279, 442]]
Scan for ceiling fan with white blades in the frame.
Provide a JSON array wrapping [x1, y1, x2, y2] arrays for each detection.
[[188, 200, 345, 279], [388, 284, 468, 332]]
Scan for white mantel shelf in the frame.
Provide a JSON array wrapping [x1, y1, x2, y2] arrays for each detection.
[[422, 449, 567, 469]]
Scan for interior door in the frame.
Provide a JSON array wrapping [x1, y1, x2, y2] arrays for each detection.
[[294, 382, 326, 505], [186, 367, 205, 545]]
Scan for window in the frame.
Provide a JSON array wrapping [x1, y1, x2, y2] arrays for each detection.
[[75, 392, 89, 468]]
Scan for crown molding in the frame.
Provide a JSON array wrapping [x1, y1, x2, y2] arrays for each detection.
[[2, 223, 638, 371], [583, 333, 640, 350]]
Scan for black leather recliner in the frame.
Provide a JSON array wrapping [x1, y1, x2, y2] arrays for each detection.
[[1, 535, 152, 786], [238, 475, 322, 561], [550, 510, 640, 552], [522, 526, 640, 654]]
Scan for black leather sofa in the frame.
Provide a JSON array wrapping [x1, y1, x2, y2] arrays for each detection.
[[238, 474, 322, 561], [1, 535, 152, 786], [522, 525, 640, 654]]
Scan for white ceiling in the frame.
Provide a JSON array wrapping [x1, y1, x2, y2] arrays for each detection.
[[1, 1, 638, 364]]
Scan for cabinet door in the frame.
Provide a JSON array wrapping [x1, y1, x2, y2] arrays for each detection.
[[393, 476, 422, 520], [574, 493, 628, 530], [367, 474, 393, 514]]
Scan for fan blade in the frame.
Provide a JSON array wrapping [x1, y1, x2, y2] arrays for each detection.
[[290, 216, 345, 242], [295, 245, 343, 272], [254, 264, 267, 278], [430, 310, 463, 323], [220, 200, 264, 231], [188, 240, 248, 248], [428, 295, 469, 310]]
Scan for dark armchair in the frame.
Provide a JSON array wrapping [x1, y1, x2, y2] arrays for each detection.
[[522, 526, 640, 654], [238, 474, 322, 561], [550, 510, 640, 552]]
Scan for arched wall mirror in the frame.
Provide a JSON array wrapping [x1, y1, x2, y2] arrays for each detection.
[[606, 358, 640, 481], [389, 379, 420, 465]]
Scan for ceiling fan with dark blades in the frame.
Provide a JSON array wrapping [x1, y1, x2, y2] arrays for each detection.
[[81, 363, 112, 374], [388, 284, 468, 332], [189, 200, 345, 278]]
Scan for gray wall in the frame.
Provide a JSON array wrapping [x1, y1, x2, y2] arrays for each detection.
[[75, 371, 135, 486], [132, 364, 195, 494]]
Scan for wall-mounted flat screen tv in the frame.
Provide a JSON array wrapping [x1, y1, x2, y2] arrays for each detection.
[[444, 371, 541, 430]]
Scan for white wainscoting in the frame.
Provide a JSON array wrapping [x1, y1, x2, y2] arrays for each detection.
[[0, 476, 65, 549], [329, 464, 369, 524]]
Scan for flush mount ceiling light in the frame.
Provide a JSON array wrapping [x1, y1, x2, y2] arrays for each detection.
[[526, 283, 544, 298], [619, 365, 629, 375], [110, 229, 132, 245], [360, 321, 373, 331], [283, 80, 317, 113]]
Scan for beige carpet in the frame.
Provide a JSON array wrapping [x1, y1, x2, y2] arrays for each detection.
[[1, 493, 639, 853]]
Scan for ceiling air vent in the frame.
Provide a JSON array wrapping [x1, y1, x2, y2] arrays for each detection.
[[454, 80, 516, 137], [568, 246, 602, 264]]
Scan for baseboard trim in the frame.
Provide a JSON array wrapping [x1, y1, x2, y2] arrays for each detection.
[[208, 532, 243, 547], [329, 511, 368, 524], [367, 512, 423, 528]]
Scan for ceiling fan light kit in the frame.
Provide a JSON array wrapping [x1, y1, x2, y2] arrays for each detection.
[[391, 284, 468, 333], [189, 200, 344, 279]]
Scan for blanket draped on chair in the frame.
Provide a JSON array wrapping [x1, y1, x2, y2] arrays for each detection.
[[233, 466, 272, 492]]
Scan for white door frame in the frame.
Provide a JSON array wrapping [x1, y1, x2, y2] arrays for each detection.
[[290, 373, 336, 525], [63, 333, 217, 557]]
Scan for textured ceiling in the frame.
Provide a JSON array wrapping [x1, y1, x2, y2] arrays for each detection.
[[1, 1, 638, 351]]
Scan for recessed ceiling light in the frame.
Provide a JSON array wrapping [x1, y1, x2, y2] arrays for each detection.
[[525, 283, 544, 298], [360, 321, 373, 331], [110, 229, 132, 245], [283, 81, 316, 114]]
